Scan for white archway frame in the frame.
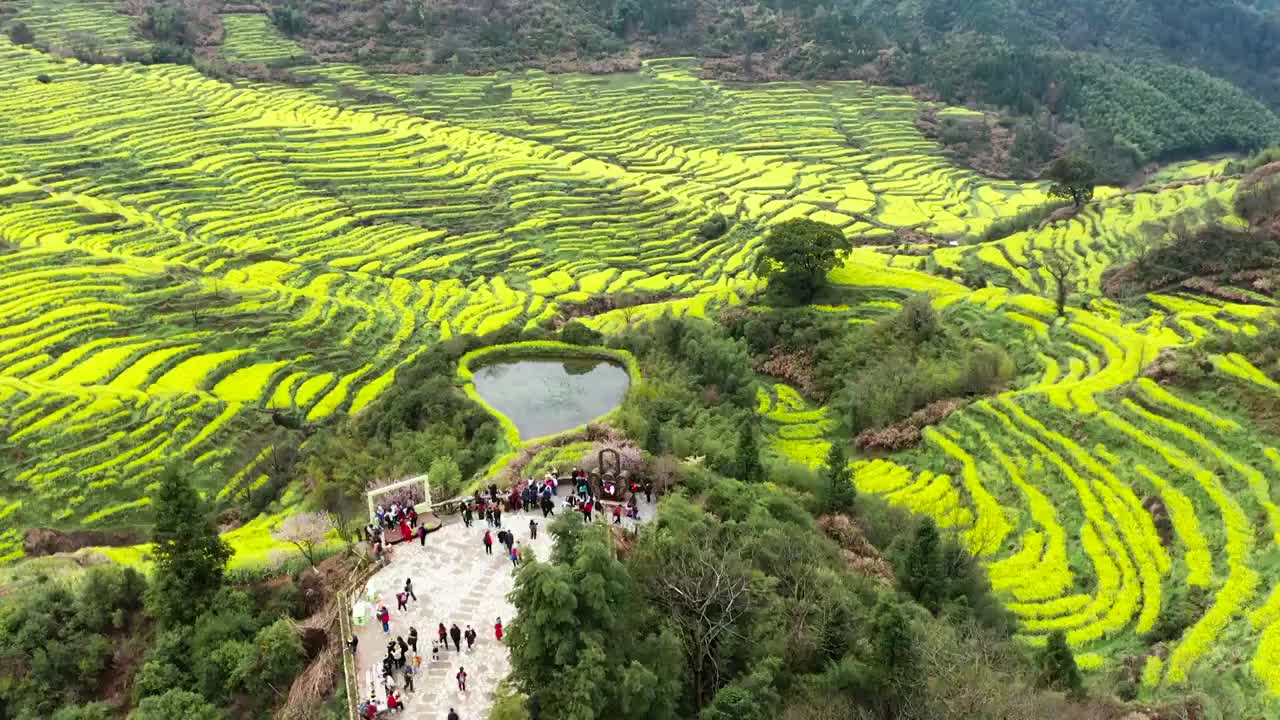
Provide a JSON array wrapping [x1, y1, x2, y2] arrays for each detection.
[[365, 474, 431, 522]]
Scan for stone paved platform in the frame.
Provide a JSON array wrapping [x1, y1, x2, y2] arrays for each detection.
[[352, 496, 653, 720]]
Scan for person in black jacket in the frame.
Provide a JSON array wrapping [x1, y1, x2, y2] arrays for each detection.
[[450, 623, 462, 652]]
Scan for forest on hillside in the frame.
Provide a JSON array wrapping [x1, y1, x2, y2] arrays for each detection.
[[230, 0, 1280, 179]]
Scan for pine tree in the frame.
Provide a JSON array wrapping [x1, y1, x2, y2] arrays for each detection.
[[735, 424, 762, 483], [644, 420, 664, 455], [146, 467, 233, 626], [870, 597, 918, 706], [820, 442, 855, 514], [903, 517, 945, 612], [1037, 630, 1083, 696]]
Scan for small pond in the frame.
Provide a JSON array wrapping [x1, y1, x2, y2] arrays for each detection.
[[471, 357, 630, 440]]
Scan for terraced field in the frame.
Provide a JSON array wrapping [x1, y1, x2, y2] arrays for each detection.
[[218, 13, 309, 66], [746, 159, 1280, 700], [2, 23, 1280, 704], [2, 0, 146, 55]]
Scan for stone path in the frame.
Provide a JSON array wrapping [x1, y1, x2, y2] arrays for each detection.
[[352, 495, 654, 720]]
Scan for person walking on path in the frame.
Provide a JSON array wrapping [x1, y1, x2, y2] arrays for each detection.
[[494, 617, 504, 642], [529, 518, 538, 540], [438, 623, 448, 648], [456, 667, 468, 692], [378, 605, 391, 633], [397, 591, 409, 612], [417, 524, 427, 546], [397, 636, 409, 656], [347, 634, 358, 654], [483, 530, 493, 555], [509, 544, 520, 568], [407, 627, 418, 653], [450, 623, 462, 652], [405, 578, 417, 602], [613, 503, 622, 524], [494, 506, 502, 528], [462, 504, 473, 528], [484, 506, 494, 527], [644, 479, 653, 503], [403, 662, 415, 693], [464, 625, 476, 650], [448, 709, 460, 720], [409, 506, 418, 528]]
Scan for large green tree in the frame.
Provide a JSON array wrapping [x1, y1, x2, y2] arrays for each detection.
[[1045, 153, 1097, 208], [147, 468, 233, 626], [507, 514, 682, 720], [754, 219, 852, 303]]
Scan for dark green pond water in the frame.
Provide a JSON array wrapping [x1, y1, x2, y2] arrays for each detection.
[[472, 357, 630, 440]]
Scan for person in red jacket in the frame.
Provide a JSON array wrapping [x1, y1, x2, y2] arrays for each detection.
[[482, 530, 493, 555], [456, 667, 468, 692], [494, 617, 504, 641], [378, 605, 391, 633]]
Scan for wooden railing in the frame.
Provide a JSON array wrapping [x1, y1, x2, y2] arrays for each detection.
[[336, 556, 380, 720]]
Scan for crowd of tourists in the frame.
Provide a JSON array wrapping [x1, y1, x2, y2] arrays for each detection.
[[364, 500, 429, 565], [356, 573, 498, 719], [462, 469, 652, 526], [353, 469, 652, 717]]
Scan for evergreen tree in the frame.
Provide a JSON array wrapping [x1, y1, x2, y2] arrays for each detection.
[[735, 424, 762, 483], [903, 517, 945, 612], [820, 442, 855, 514], [146, 468, 233, 626], [1036, 630, 1083, 696], [870, 597, 918, 698], [644, 420, 664, 455]]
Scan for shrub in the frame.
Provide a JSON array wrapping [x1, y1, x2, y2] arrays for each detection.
[[698, 213, 729, 240], [51, 704, 113, 720], [560, 320, 604, 345], [129, 689, 223, 720], [6, 21, 34, 45], [241, 620, 305, 697]]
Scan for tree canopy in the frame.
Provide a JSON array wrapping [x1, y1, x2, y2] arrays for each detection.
[[147, 468, 233, 626], [1045, 154, 1097, 208], [754, 219, 852, 303]]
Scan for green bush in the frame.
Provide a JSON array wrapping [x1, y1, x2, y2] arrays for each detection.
[[129, 689, 224, 720], [50, 704, 113, 720], [241, 620, 306, 697]]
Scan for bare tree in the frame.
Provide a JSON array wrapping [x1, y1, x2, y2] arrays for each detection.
[[638, 538, 761, 706], [1037, 248, 1076, 317], [273, 512, 334, 571]]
